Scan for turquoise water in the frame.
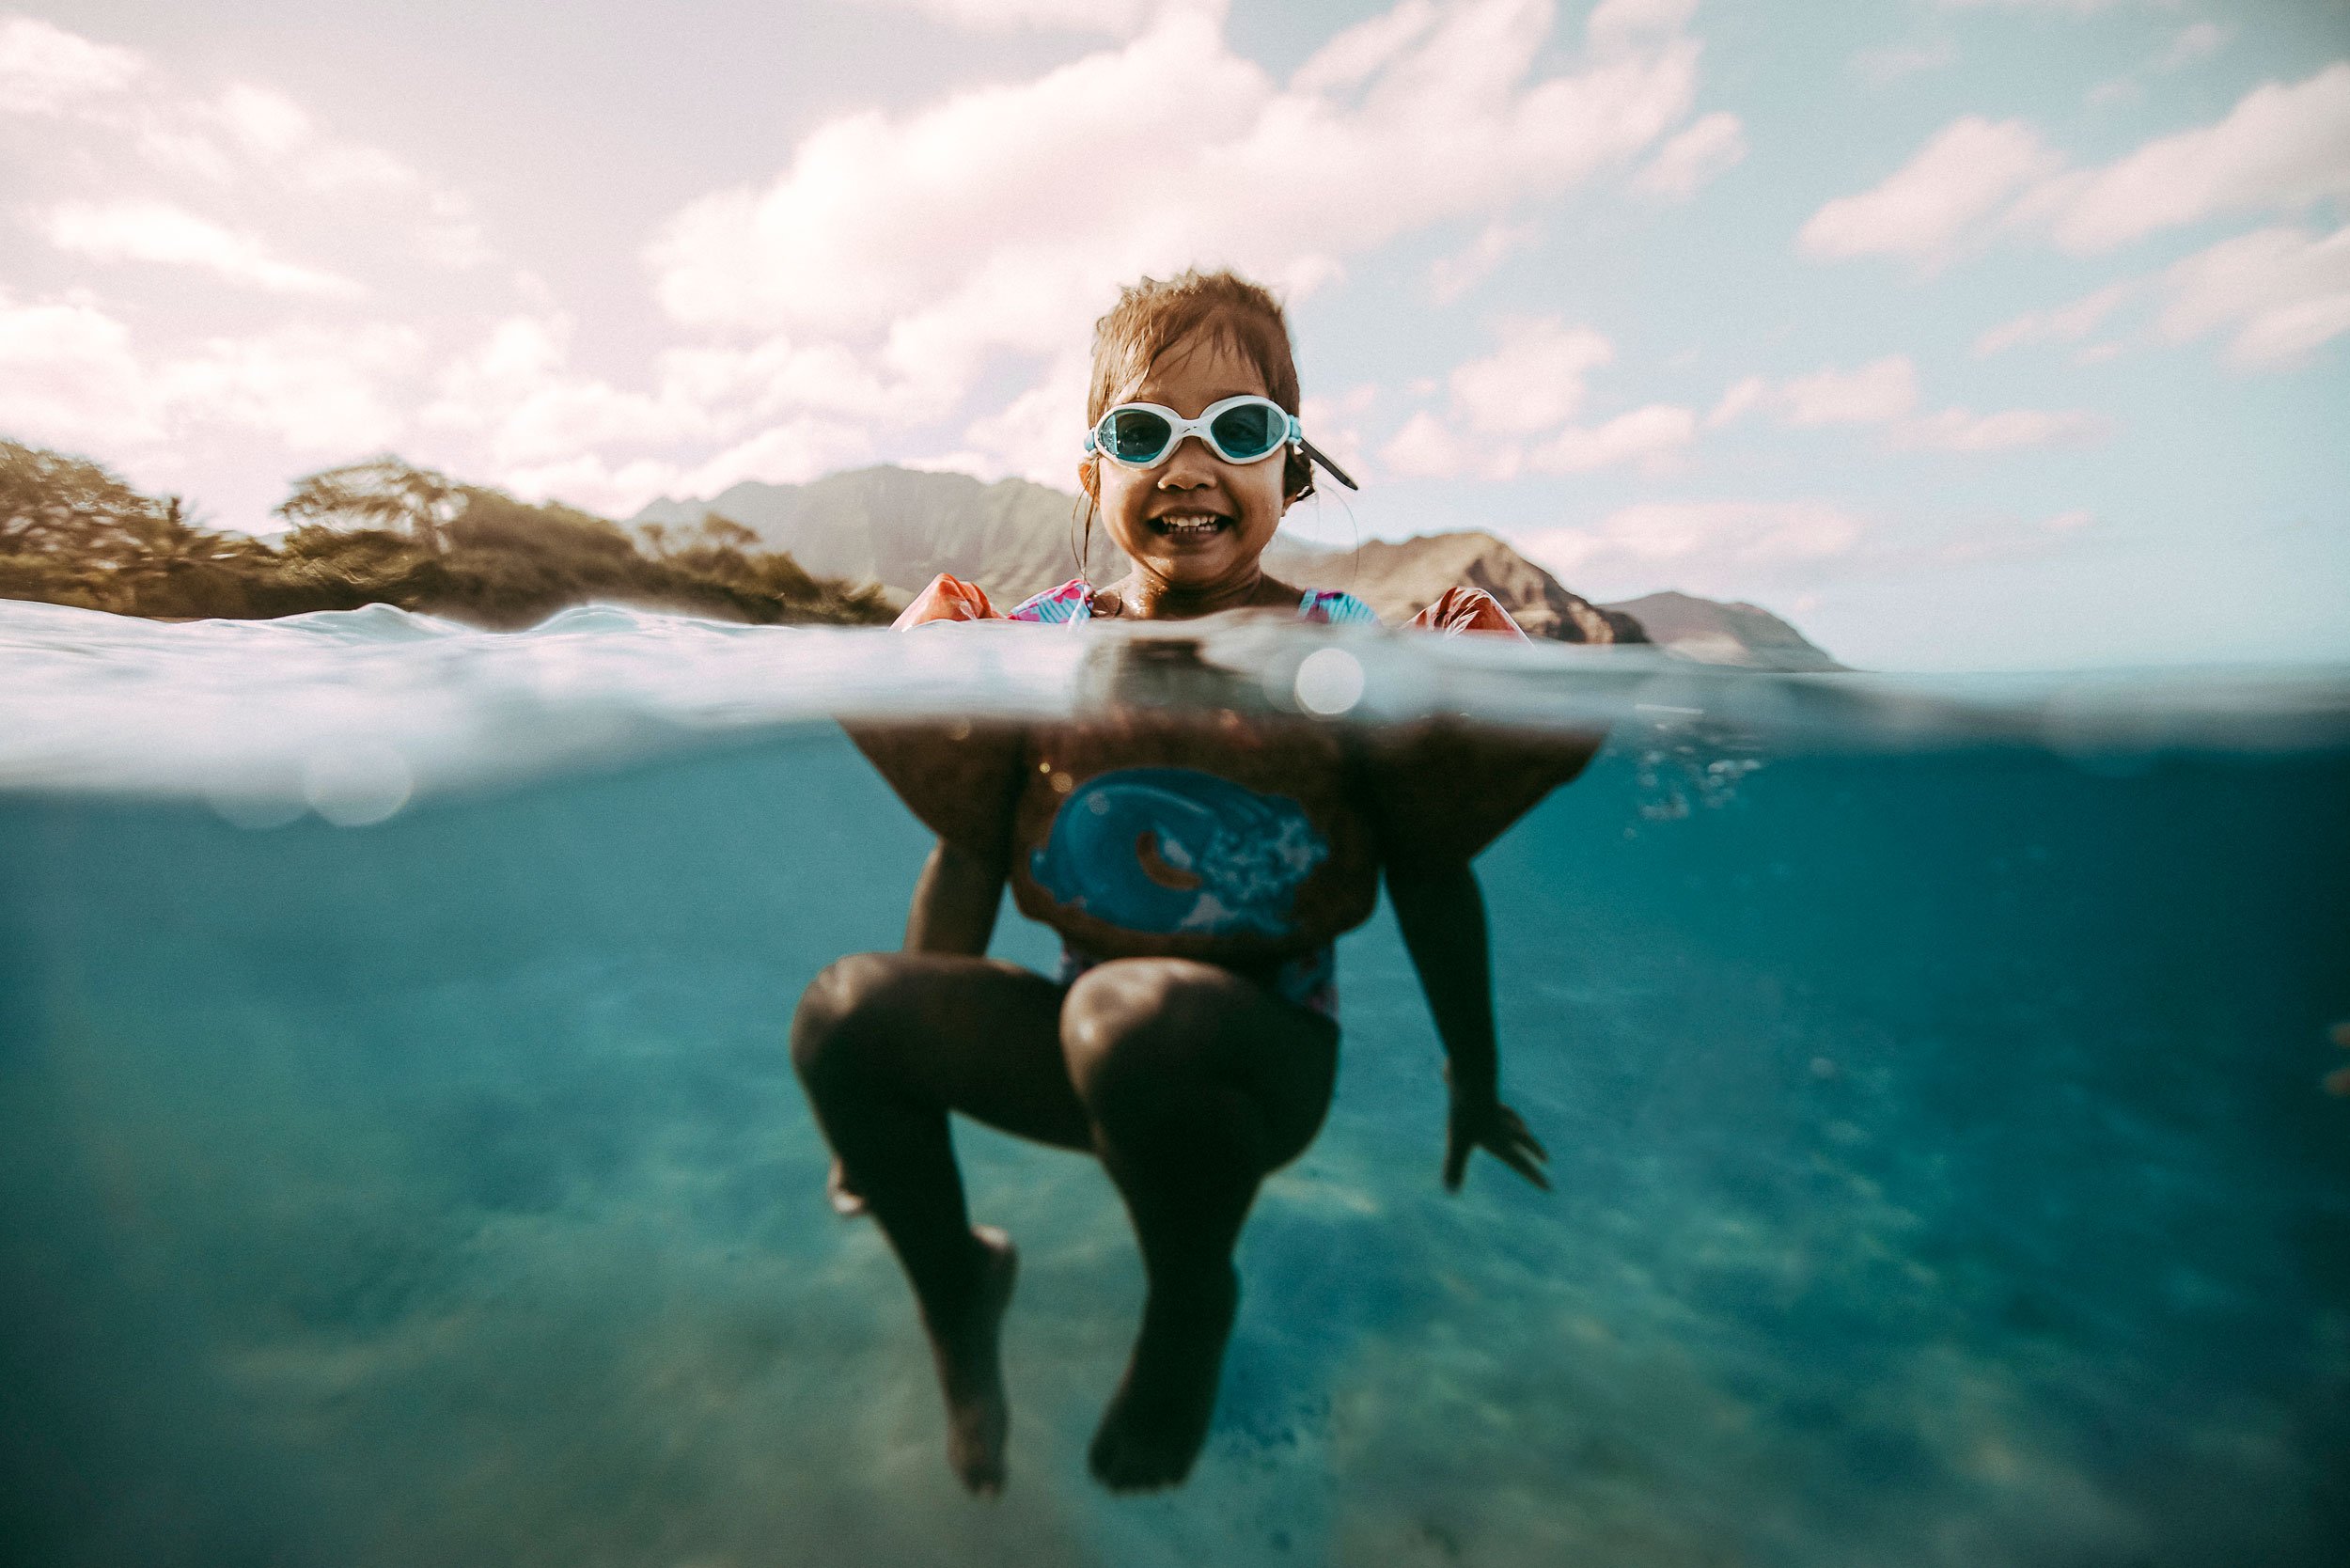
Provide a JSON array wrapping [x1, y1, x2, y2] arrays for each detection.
[[3, 602, 2346, 1566]]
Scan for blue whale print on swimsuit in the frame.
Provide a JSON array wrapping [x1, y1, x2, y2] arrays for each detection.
[[1029, 767, 1328, 938]]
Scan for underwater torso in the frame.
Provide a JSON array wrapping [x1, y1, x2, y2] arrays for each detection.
[[1004, 579, 1383, 977]]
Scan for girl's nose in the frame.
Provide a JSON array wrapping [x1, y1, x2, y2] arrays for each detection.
[[1158, 435, 1220, 485]]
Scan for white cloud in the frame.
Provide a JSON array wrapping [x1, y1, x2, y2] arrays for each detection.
[[2157, 223, 2350, 368], [415, 310, 946, 509], [1378, 408, 1480, 479], [1632, 110, 1747, 200], [154, 324, 421, 451], [1975, 281, 2140, 355], [647, 0, 1701, 481], [0, 289, 160, 447], [0, 15, 141, 115], [1450, 317, 1615, 434], [1804, 64, 2350, 267], [1780, 356, 1920, 426], [1798, 117, 2059, 265], [39, 199, 364, 298], [1380, 316, 1695, 480], [1892, 405, 2110, 450], [2042, 63, 2350, 254], [1296, 383, 1376, 481], [1428, 218, 1538, 305], [1515, 498, 1868, 597], [1709, 353, 2105, 450], [5, 4, 1728, 514], [1972, 221, 2350, 370], [1527, 403, 1695, 473], [1709, 356, 1919, 427], [0, 289, 417, 456]]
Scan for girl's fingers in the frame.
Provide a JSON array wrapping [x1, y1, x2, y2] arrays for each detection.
[[1500, 1144, 1552, 1190]]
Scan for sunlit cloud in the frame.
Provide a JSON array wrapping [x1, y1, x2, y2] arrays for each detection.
[[2157, 223, 2350, 369], [1803, 63, 2350, 268], [1428, 218, 1539, 305], [647, 0, 1702, 481], [1975, 281, 2141, 356], [1890, 406, 2112, 451], [1632, 110, 1747, 200], [1798, 117, 2060, 267], [0, 14, 140, 115], [1710, 354, 2105, 451], [39, 198, 365, 297], [1380, 316, 1695, 480], [1712, 356, 1920, 428], [1514, 498, 1869, 599]]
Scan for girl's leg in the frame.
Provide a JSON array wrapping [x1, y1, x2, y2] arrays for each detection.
[[790, 951, 1089, 1493], [1058, 959, 1340, 1490]]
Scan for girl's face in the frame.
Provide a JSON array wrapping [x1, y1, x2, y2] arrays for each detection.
[[1087, 332, 1292, 595]]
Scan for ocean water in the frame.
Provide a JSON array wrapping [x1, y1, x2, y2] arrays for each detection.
[[3, 599, 2346, 1568]]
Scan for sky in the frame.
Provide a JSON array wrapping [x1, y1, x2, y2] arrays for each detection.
[[2, 0, 2345, 670]]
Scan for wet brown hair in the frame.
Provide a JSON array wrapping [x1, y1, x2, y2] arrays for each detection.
[[1083, 269, 1315, 505]]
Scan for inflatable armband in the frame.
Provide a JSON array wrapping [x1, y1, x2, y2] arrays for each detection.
[[1370, 585, 1605, 870], [843, 573, 1026, 855]]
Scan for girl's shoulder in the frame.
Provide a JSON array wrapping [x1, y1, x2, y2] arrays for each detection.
[[1008, 579, 1093, 622]]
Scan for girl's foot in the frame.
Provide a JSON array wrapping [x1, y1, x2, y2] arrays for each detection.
[[922, 1226, 1018, 1495], [1088, 1264, 1239, 1491], [826, 1158, 868, 1218]]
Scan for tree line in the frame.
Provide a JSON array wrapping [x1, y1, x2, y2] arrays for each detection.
[[0, 442, 894, 629]]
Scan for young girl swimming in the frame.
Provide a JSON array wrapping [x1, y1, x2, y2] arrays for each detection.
[[791, 270, 1589, 1495]]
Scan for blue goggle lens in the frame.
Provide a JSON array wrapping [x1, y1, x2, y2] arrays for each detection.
[[1207, 400, 1284, 461], [1101, 407, 1175, 463]]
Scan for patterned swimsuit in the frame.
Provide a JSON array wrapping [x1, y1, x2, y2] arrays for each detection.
[[1008, 578, 1376, 1021]]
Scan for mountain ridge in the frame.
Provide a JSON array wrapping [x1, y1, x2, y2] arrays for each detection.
[[630, 466, 1842, 668]]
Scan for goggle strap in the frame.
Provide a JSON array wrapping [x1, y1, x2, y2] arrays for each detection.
[[1299, 437, 1359, 493]]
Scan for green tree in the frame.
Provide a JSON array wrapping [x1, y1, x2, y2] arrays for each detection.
[[274, 455, 462, 555], [0, 441, 269, 616]]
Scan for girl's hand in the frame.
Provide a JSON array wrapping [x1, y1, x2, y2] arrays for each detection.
[[893, 573, 998, 628], [1443, 1089, 1550, 1193]]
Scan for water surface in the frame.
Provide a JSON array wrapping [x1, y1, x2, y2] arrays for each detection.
[[3, 602, 2345, 1566]]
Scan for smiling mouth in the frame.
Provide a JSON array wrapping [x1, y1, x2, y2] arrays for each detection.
[[1149, 511, 1232, 540]]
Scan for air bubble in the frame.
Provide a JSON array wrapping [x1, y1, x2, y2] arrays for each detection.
[[1292, 648, 1364, 716], [303, 744, 414, 827]]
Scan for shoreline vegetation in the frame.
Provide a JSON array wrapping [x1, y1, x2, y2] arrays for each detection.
[[0, 441, 895, 630], [2, 439, 1844, 668]]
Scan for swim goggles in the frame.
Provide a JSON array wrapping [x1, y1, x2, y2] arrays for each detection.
[[1084, 394, 1359, 491]]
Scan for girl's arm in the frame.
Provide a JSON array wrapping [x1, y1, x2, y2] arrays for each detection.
[[903, 837, 1010, 955], [1385, 857, 1550, 1192]]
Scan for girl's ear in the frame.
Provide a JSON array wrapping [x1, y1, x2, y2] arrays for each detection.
[[1282, 448, 1314, 508], [1076, 456, 1099, 500]]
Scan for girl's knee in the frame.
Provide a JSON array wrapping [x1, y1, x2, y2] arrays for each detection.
[[790, 952, 901, 1078], [1060, 964, 1221, 1102]]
